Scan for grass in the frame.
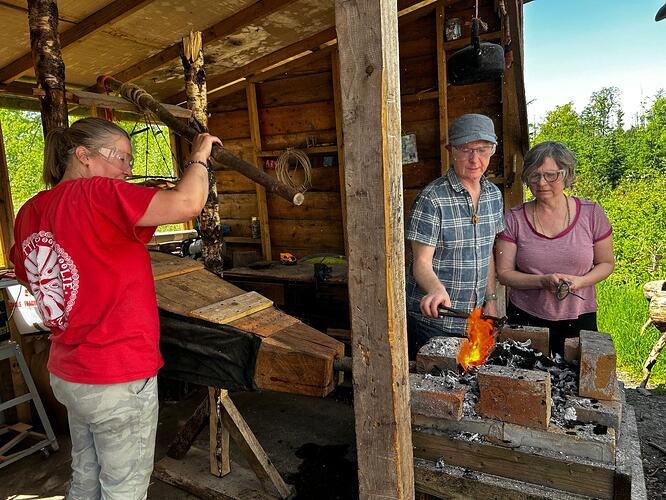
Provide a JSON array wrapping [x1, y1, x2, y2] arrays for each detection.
[[597, 280, 666, 388]]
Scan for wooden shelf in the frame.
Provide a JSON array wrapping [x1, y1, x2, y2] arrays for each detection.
[[224, 237, 262, 245], [256, 145, 338, 157], [443, 31, 502, 51]]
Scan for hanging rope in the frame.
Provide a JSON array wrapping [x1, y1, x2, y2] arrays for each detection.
[[276, 148, 312, 193]]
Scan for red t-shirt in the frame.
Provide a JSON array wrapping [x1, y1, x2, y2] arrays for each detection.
[[10, 177, 162, 384]]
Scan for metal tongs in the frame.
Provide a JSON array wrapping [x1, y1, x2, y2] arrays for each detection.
[[437, 305, 507, 329]]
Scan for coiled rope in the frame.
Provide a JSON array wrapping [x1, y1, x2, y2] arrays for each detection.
[[276, 148, 312, 193]]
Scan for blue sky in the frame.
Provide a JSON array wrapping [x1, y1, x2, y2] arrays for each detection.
[[523, 0, 666, 126]]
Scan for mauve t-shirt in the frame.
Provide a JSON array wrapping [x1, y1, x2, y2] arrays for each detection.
[[497, 197, 612, 321]]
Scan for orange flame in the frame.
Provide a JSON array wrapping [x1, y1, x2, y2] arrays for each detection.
[[457, 307, 495, 371]]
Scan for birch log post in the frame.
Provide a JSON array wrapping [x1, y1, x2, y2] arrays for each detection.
[[28, 0, 69, 133], [640, 288, 666, 388], [180, 31, 224, 276]]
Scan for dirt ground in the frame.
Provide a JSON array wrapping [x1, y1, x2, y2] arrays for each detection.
[[623, 377, 666, 500]]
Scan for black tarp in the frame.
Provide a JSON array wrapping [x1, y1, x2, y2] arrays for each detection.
[[158, 310, 261, 392]]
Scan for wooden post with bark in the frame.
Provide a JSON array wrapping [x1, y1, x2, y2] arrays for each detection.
[[334, 0, 414, 498], [28, 0, 69, 134], [640, 282, 666, 388], [180, 31, 224, 276]]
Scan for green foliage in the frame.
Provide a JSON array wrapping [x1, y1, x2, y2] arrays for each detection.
[[0, 111, 181, 232], [597, 281, 665, 386], [0, 109, 45, 210]]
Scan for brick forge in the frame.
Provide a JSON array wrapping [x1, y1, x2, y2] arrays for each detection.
[[410, 328, 625, 464]]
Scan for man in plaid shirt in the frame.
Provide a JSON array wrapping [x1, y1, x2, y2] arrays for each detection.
[[406, 114, 505, 358]]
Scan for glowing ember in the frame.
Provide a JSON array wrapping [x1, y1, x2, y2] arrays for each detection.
[[457, 307, 495, 371]]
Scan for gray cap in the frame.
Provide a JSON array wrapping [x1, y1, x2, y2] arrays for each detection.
[[448, 114, 497, 146]]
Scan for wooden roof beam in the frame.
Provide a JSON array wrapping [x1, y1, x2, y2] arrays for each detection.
[[0, 0, 157, 84], [168, 0, 439, 105], [111, 0, 299, 85]]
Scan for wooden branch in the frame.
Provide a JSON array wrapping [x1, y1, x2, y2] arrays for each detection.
[[0, 0, 156, 84], [335, 0, 414, 497], [166, 395, 208, 460], [102, 76, 304, 205], [32, 88, 192, 117], [28, 0, 68, 134], [111, 0, 299, 84]]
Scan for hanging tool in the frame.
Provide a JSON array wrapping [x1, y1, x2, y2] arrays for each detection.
[[447, 0, 505, 85], [438, 305, 507, 329]]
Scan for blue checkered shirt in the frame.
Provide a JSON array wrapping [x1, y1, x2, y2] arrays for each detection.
[[405, 169, 505, 335]]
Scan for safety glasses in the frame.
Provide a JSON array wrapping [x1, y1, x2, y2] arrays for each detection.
[[97, 146, 134, 168]]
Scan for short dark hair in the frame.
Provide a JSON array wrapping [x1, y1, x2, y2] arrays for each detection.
[[521, 141, 576, 188]]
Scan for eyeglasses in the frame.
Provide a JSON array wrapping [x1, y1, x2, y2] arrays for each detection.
[[526, 170, 565, 185], [98, 146, 134, 168], [453, 145, 496, 158]]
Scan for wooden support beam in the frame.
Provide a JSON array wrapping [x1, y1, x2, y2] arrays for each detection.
[[247, 83, 272, 260], [334, 0, 414, 498], [0, 0, 156, 84], [0, 121, 15, 268], [208, 388, 231, 478], [28, 0, 69, 134], [112, 0, 298, 85], [435, 5, 450, 175], [331, 51, 348, 256], [217, 389, 292, 498]]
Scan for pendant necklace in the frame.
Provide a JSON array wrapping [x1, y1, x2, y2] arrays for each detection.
[[534, 194, 570, 234]]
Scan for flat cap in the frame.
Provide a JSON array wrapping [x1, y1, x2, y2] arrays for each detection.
[[449, 114, 497, 146]]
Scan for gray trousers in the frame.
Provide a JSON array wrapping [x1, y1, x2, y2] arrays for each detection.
[[50, 374, 159, 500]]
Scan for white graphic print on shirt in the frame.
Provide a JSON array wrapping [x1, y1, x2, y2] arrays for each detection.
[[21, 231, 79, 329]]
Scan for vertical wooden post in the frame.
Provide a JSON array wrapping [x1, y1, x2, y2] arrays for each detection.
[[27, 0, 69, 134], [247, 83, 272, 261], [331, 51, 349, 256], [180, 31, 224, 275], [435, 5, 450, 175], [0, 121, 15, 267], [334, 1, 414, 498], [208, 387, 230, 477]]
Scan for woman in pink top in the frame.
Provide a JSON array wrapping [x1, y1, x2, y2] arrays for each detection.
[[496, 142, 614, 356]]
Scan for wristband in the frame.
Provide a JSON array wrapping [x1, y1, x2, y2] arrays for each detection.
[[485, 293, 498, 301], [184, 159, 207, 169]]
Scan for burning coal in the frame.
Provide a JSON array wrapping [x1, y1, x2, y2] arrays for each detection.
[[457, 308, 495, 371]]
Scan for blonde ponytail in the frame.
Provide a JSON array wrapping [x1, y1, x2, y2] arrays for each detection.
[[42, 117, 130, 188]]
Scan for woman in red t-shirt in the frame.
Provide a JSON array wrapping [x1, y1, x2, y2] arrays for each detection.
[[10, 117, 221, 499], [495, 141, 614, 357]]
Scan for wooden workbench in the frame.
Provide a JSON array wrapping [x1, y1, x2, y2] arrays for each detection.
[[222, 262, 350, 332], [151, 252, 344, 397]]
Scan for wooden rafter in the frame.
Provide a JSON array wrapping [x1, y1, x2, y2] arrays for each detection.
[[167, 0, 440, 106], [0, 0, 157, 84], [111, 0, 299, 85]]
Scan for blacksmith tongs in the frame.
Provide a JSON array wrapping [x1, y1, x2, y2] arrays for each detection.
[[437, 305, 507, 329]]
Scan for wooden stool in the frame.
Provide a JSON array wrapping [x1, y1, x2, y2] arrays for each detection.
[[0, 340, 58, 468], [639, 281, 666, 388]]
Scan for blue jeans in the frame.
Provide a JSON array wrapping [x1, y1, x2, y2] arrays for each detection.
[[50, 374, 159, 500]]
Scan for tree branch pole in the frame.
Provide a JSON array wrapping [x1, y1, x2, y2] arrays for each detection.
[[100, 75, 304, 206]]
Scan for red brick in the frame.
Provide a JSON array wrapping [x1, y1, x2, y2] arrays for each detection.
[[409, 373, 467, 421], [497, 325, 549, 355], [416, 336, 466, 374], [564, 337, 580, 364], [579, 331, 620, 401], [476, 365, 551, 429]]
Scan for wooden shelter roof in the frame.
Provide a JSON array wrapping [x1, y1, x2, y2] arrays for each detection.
[[0, 0, 379, 106]]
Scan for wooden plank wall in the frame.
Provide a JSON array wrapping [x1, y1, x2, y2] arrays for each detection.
[[208, 2, 515, 263]]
